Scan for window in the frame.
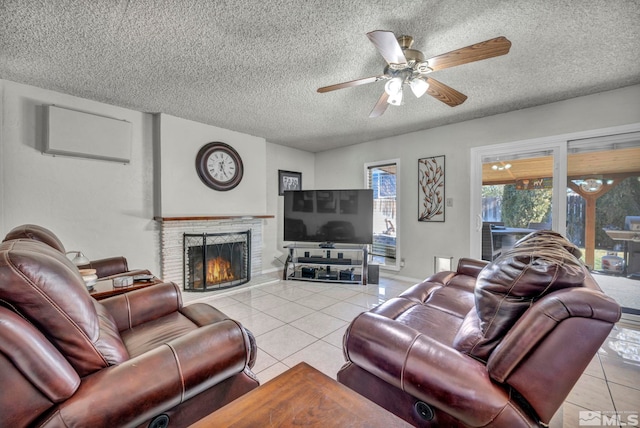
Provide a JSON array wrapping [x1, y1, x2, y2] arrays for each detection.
[[480, 150, 554, 260], [365, 160, 400, 270]]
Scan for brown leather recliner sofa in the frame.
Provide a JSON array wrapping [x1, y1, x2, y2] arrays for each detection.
[[3, 224, 145, 279], [0, 238, 259, 427], [338, 231, 621, 427]]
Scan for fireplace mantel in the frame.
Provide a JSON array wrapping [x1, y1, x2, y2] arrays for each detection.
[[154, 215, 274, 222]]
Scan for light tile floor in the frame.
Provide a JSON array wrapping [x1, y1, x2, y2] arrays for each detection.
[[185, 273, 640, 428]]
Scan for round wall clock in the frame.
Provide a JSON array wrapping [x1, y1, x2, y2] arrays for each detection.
[[195, 142, 244, 191]]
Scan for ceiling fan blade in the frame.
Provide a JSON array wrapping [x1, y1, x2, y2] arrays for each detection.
[[425, 36, 511, 72], [425, 78, 468, 107], [369, 92, 390, 118], [367, 30, 407, 66], [317, 75, 385, 93]]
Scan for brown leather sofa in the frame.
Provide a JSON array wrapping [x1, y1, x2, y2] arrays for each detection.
[[338, 231, 621, 427], [3, 224, 146, 279], [0, 238, 259, 427]]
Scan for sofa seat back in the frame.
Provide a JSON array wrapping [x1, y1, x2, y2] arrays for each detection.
[[3, 224, 133, 279], [0, 239, 129, 376], [3, 224, 66, 252]]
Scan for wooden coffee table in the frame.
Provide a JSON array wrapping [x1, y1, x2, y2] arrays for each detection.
[[190, 362, 412, 427]]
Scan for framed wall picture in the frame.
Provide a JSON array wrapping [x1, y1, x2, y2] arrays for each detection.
[[278, 170, 302, 195], [418, 156, 445, 222]]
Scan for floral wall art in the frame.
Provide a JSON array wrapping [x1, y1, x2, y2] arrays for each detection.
[[418, 155, 445, 222]]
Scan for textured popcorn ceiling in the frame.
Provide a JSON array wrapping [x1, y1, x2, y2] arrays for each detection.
[[1, 1, 639, 152]]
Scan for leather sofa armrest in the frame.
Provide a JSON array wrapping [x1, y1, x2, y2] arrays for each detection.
[[78, 257, 130, 279], [421, 258, 487, 285], [344, 312, 512, 427], [44, 320, 253, 428], [456, 257, 489, 277], [99, 282, 182, 331]]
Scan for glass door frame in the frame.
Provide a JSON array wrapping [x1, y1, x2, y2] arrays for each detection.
[[364, 158, 401, 271], [469, 123, 640, 259]]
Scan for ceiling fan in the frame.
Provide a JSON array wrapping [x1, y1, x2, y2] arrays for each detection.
[[317, 31, 511, 118]]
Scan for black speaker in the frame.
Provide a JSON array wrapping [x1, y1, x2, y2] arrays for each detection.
[[304, 251, 310, 257], [367, 264, 379, 284]]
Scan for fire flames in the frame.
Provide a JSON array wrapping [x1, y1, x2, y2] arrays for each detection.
[[206, 256, 235, 284]]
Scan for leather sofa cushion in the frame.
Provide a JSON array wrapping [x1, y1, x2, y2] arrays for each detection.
[[121, 311, 200, 358], [372, 280, 475, 346], [3, 224, 66, 253], [454, 231, 585, 361], [0, 240, 129, 376]]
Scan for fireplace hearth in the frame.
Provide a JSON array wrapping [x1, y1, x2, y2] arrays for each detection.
[[183, 231, 251, 291]]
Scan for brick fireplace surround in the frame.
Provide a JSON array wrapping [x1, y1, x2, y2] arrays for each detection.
[[155, 216, 272, 289]]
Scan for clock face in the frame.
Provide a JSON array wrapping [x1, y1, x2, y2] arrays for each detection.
[[207, 151, 236, 183], [195, 142, 243, 191]]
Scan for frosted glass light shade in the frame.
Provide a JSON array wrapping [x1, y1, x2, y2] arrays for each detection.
[[387, 90, 403, 106], [384, 78, 403, 95], [409, 78, 429, 98]]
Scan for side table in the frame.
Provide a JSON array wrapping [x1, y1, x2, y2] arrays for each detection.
[[89, 276, 164, 300]]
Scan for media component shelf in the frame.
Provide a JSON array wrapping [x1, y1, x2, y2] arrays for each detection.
[[284, 244, 368, 285]]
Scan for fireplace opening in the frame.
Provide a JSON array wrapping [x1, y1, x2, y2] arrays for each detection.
[[183, 231, 251, 291]]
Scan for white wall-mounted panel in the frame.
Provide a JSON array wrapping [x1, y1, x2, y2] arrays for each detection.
[[44, 105, 132, 163]]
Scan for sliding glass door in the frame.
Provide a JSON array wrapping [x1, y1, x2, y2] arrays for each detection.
[[566, 133, 640, 269], [470, 141, 565, 260], [471, 127, 640, 316]]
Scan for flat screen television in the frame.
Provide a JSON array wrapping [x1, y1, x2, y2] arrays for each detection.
[[283, 189, 373, 245]]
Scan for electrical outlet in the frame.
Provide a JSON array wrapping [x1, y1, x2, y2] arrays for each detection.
[[446, 198, 454, 207], [400, 258, 405, 267]]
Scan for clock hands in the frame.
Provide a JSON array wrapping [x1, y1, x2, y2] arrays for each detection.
[[208, 157, 235, 180], [219, 160, 230, 179]]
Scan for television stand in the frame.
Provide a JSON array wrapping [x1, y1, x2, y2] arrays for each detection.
[[284, 243, 368, 285]]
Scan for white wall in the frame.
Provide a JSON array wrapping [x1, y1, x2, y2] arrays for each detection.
[[157, 114, 268, 217], [314, 85, 640, 281], [0, 80, 159, 272]]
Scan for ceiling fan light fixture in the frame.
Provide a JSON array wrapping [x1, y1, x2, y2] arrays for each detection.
[[409, 78, 429, 98], [387, 89, 403, 106], [416, 61, 432, 73], [318, 32, 511, 117], [384, 77, 403, 96]]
